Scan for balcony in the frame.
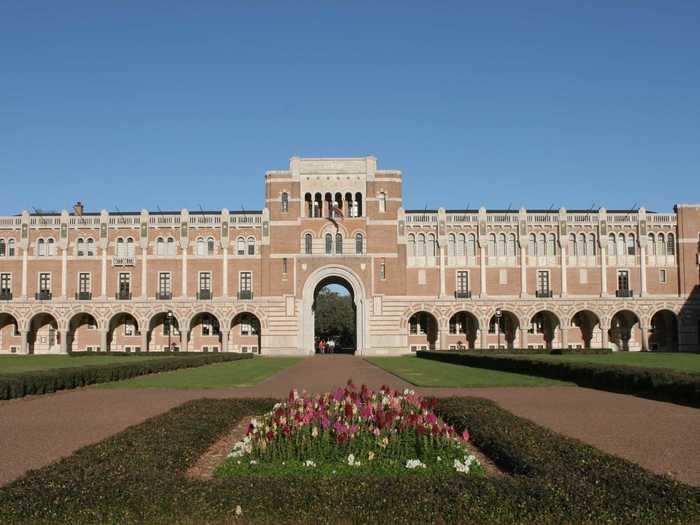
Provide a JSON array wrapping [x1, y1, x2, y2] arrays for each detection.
[[35, 290, 52, 300], [0, 290, 12, 301], [535, 290, 553, 298], [156, 292, 172, 300], [237, 290, 253, 300], [75, 291, 92, 301], [112, 256, 136, 267], [616, 289, 634, 298], [197, 289, 212, 300], [454, 290, 472, 299], [116, 290, 132, 300]]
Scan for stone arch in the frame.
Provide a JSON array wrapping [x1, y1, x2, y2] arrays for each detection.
[[485, 309, 520, 349], [569, 309, 603, 349], [649, 309, 679, 352], [187, 311, 223, 352], [230, 311, 262, 354], [147, 310, 182, 352], [301, 265, 368, 355], [107, 311, 142, 352], [225, 304, 269, 331], [27, 312, 60, 354], [446, 310, 480, 349], [528, 310, 562, 349], [67, 311, 100, 352], [608, 309, 642, 352], [400, 303, 445, 330], [407, 310, 440, 351], [0, 312, 21, 352]]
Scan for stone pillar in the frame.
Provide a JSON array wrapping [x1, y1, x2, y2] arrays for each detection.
[[61, 248, 68, 299], [520, 246, 527, 297], [20, 330, 29, 354], [601, 322, 609, 349], [479, 246, 487, 297], [183, 331, 189, 352], [520, 327, 528, 349], [221, 330, 230, 352], [141, 331, 149, 353], [100, 329, 108, 353], [222, 247, 229, 297], [439, 246, 446, 298], [141, 247, 148, 299], [181, 250, 188, 298], [561, 325, 569, 349], [21, 248, 28, 298], [560, 245, 568, 297], [600, 246, 608, 297], [639, 325, 648, 352], [639, 245, 647, 297], [479, 328, 486, 350], [439, 324, 446, 351], [101, 248, 108, 298], [59, 329, 68, 354]]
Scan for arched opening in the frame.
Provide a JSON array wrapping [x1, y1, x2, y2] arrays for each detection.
[[314, 279, 356, 354], [0, 313, 21, 352], [67, 313, 99, 352], [408, 311, 439, 351], [570, 310, 602, 349], [649, 310, 679, 352], [148, 312, 181, 352], [609, 310, 642, 352], [107, 313, 141, 352], [27, 313, 59, 354], [189, 312, 221, 352], [487, 310, 519, 349], [231, 313, 261, 354], [528, 311, 561, 350], [447, 311, 479, 350]]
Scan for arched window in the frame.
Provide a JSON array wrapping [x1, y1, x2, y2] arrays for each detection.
[[627, 234, 636, 256], [237, 237, 245, 256], [86, 238, 95, 256], [657, 233, 666, 256], [345, 192, 353, 217], [507, 234, 516, 257], [528, 234, 536, 256], [487, 234, 496, 257], [325, 233, 333, 255], [156, 237, 165, 256], [77, 238, 85, 256], [587, 234, 596, 256], [647, 233, 656, 256], [617, 234, 625, 257], [314, 193, 322, 218], [7, 238, 15, 256], [37, 238, 46, 256], [667, 233, 675, 256], [166, 237, 176, 256], [0, 238, 5, 256], [378, 192, 387, 213], [127, 237, 136, 257], [247, 237, 256, 256], [408, 234, 416, 257], [467, 234, 476, 258], [207, 237, 215, 256], [196, 237, 205, 256], [537, 234, 546, 257], [497, 234, 506, 257], [304, 233, 313, 254], [447, 234, 455, 257], [355, 193, 363, 217], [116, 237, 125, 257], [355, 233, 363, 254], [457, 233, 466, 257], [416, 234, 426, 257], [578, 233, 587, 257], [427, 234, 436, 257], [281, 192, 289, 213], [569, 234, 576, 256], [548, 234, 557, 256], [335, 233, 343, 254], [608, 234, 616, 256], [305, 193, 312, 217], [47, 238, 56, 256]]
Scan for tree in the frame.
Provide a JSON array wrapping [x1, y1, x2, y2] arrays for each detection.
[[314, 287, 355, 351]]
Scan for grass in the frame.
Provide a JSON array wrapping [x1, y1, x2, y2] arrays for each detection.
[[98, 356, 302, 389], [528, 352, 700, 374], [0, 354, 162, 374], [366, 356, 570, 387]]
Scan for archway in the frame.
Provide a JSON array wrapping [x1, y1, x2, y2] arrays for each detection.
[[231, 313, 261, 354], [570, 310, 602, 349], [609, 310, 642, 352], [0, 313, 21, 353], [67, 313, 100, 352], [301, 266, 367, 355], [487, 310, 519, 349], [408, 311, 439, 351], [148, 312, 181, 352], [649, 310, 679, 352], [189, 312, 221, 352], [107, 313, 141, 352], [314, 280, 356, 354], [528, 311, 561, 350], [27, 313, 59, 354], [447, 311, 479, 350]]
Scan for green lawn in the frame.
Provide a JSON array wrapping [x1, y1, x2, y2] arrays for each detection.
[[528, 352, 700, 374], [366, 356, 570, 387], [99, 357, 302, 389], [0, 354, 162, 374]]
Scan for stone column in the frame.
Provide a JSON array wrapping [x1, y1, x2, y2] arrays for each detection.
[[600, 246, 608, 297], [439, 246, 446, 298], [101, 248, 108, 298], [141, 247, 148, 299], [520, 246, 527, 297], [560, 245, 568, 297], [183, 331, 189, 352], [59, 329, 68, 354], [21, 247, 28, 298], [181, 250, 188, 298], [61, 248, 68, 299], [100, 329, 108, 353], [222, 247, 229, 297], [20, 330, 29, 354], [601, 322, 609, 349], [639, 325, 648, 352], [479, 245, 487, 297], [221, 330, 230, 352], [479, 328, 486, 350], [141, 331, 149, 352], [439, 324, 446, 351], [561, 325, 569, 349], [639, 245, 647, 297], [520, 327, 528, 349]]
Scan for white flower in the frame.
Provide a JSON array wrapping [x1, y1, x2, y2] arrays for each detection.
[[249, 459, 257, 465], [235, 505, 243, 516], [437, 456, 442, 462], [311, 427, 318, 438], [347, 454, 356, 466], [405, 459, 426, 469], [304, 459, 316, 467]]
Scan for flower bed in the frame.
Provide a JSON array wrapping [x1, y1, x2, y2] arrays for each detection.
[[216, 382, 484, 477]]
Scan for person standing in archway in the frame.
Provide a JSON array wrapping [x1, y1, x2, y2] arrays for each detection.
[[328, 338, 335, 354], [319, 339, 326, 354]]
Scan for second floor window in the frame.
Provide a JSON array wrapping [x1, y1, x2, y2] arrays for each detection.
[[237, 237, 245, 256], [335, 233, 343, 255], [79, 273, 91, 293], [304, 234, 313, 254], [240, 272, 252, 292], [119, 273, 131, 294], [379, 192, 387, 213], [537, 271, 550, 293], [617, 270, 629, 291], [0, 238, 15, 257], [355, 233, 363, 254], [1, 273, 11, 292], [247, 237, 256, 256], [281, 192, 289, 213], [159, 273, 171, 296], [199, 272, 211, 292], [457, 271, 469, 293], [39, 272, 51, 292], [325, 234, 333, 255]]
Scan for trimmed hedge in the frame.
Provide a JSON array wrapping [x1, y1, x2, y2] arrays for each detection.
[[419, 351, 700, 408], [0, 353, 252, 400], [0, 397, 697, 524], [433, 347, 612, 355]]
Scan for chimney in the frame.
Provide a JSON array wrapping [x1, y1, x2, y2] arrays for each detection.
[[73, 201, 84, 216]]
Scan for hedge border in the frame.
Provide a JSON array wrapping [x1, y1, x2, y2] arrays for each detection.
[[418, 351, 700, 408], [0, 353, 253, 400], [0, 396, 697, 524], [427, 347, 613, 355]]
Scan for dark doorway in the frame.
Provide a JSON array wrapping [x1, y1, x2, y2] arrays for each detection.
[[313, 280, 356, 354]]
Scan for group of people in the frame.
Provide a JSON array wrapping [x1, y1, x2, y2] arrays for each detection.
[[317, 338, 337, 354]]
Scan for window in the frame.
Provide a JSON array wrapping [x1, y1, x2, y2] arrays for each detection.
[[378, 192, 386, 213], [199, 272, 211, 293], [304, 233, 313, 254], [247, 237, 256, 256], [537, 234, 545, 257], [78, 273, 91, 293], [165, 237, 175, 256], [416, 234, 426, 257], [407, 234, 416, 257], [325, 234, 333, 255], [617, 270, 629, 291], [627, 234, 636, 256], [457, 271, 468, 293], [467, 234, 476, 258], [497, 234, 506, 257], [7, 238, 15, 256], [659, 269, 667, 284], [427, 234, 436, 257], [667, 233, 675, 256], [608, 234, 616, 256], [240, 314, 258, 336], [657, 233, 666, 256], [507, 234, 516, 257], [529, 234, 537, 256], [355, 233, 363, 254], [648, 233, 656, 255], [77, 238, 85, 256], [1, 273, 11, 293], [587, 234, 596, 256], [39, 272, 51, 292], [409, 314, 428, 335], [124, 320, 135, 336], [0, 239, 4, 257], [86, 238, 95, 256], [487, 234, 496, 257], [282, 257, 288, 275], [537, 270, 550, 294], [157, 237, 165, 256], [281, 192, 289, 213], [335, 233, 343, 254], [119, 273, 131, 294], [547, 234, 557, 256], [457, 234, 466, 257], [158, 273, 171, 296], [568, 234, 576, 256], [236, 237, 245, 255], [47, 238, 56, 256], [37, 238, 46, 256], [207, 237, 215, 256], [202, 315, 220, 336], [617, 234, 625, 258], [380, 258, 386, 280], [196, 237, 205, 256], [240, 272, 252, 292]]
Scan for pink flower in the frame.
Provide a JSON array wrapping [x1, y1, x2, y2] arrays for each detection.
[[462, 430, 470, 441]]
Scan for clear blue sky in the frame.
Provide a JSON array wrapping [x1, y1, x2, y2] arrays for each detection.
[[2, 1, 699, 215]]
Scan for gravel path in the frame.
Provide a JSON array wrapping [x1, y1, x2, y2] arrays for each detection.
[[1, 355, 698, 487]]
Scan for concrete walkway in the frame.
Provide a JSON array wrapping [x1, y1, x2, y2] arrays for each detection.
[[1, 355, 699, 487]]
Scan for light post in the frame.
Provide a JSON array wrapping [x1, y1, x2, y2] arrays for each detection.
[[495, 308, 502, 349], [166, 310, 173, 352]]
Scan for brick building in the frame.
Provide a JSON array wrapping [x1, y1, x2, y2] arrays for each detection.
[[0, 156, 699, 355]]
